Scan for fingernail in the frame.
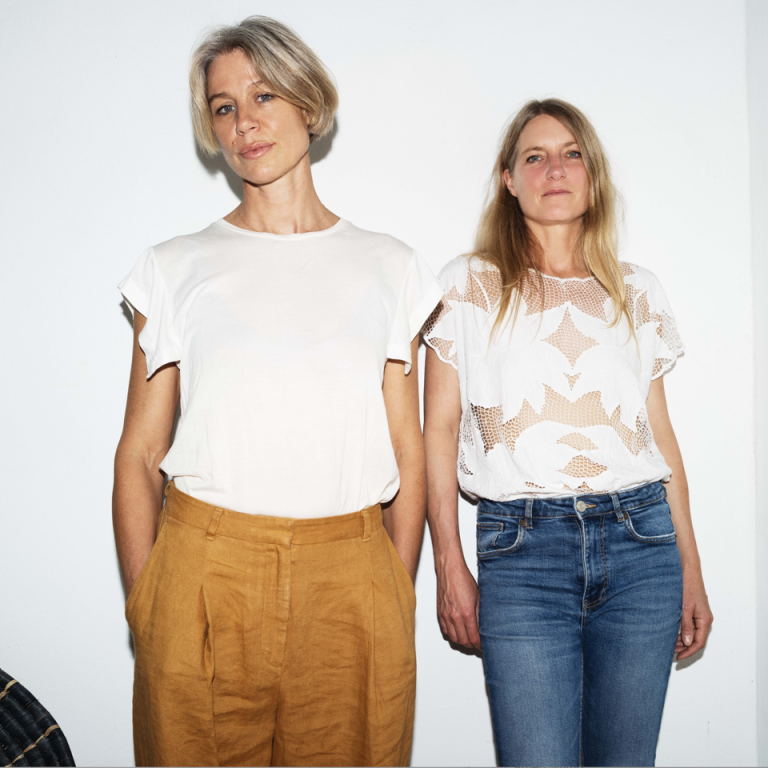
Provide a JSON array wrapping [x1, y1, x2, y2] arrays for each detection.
[[684, 635, 692, 645]]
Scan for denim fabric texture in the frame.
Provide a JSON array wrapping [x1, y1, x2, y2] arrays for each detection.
[[477, 482, 683, 768]]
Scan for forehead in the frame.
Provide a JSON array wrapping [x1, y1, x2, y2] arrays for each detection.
[[518, 114, 577, 149], [207, 48, 261, 95]]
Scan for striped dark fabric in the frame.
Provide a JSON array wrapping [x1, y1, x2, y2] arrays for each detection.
[[0, 669, 75, 767]]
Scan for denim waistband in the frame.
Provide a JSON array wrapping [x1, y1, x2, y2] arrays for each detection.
[[478, 482, 666, 519]]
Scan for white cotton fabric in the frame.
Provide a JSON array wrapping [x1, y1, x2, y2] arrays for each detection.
[[119, 218, 442, 518], [422, 256, 684, 501]]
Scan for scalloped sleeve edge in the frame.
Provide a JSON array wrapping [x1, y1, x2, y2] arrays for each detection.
[[386, 251, 443, 375], [118, 248, 182, 379]]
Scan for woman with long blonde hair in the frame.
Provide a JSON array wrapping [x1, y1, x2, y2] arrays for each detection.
[[423, 99, 712, 766]]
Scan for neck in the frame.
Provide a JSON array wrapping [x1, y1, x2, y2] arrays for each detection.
[[526, 218, 588, 278], [226, 153, 339, 235]]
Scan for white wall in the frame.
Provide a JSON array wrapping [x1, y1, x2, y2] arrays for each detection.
[[0, 1, 759, 765], [747, 1, 768, 765]]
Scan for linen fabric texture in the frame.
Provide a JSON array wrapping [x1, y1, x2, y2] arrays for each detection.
[[422, 257, 684, 500], [119, 218, 442, 518], [128, 483, 417, 767], [477, 482, 683, 767]]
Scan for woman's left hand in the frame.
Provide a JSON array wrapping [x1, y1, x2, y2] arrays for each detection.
[[674, 568, 713, 660]]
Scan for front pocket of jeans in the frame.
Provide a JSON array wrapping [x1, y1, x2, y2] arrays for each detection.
[[477, 520, 526, 559], [622, 501, 677, 543]]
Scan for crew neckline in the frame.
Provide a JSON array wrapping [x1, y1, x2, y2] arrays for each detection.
[[215, 217, 347, 240]]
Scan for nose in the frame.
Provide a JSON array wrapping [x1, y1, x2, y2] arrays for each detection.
[[547, 154, 566, 180], [236, 103, 260, 135]]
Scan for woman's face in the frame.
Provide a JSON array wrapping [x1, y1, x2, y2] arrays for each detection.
[[207, 48, 311, 186], [503, 114, 589, 227]]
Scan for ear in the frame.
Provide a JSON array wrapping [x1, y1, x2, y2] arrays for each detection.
[[502, 168, 518, 198]]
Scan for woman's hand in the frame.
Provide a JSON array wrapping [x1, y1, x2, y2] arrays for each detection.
[[436, 555, 481, 650], [423, 346, 482, 649], [675, 568, 713, 660]]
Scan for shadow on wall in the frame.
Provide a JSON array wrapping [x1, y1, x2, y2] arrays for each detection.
[[193, 117, 339, 200]]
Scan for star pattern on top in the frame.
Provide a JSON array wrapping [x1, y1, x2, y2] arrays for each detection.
[[557, 432, 598, 451], [422, 258, 682, 492], [543, 308, 598, 367], [559, 456, 608, 478], [471, 385, 654, 458], [520, 273, 609, 320]]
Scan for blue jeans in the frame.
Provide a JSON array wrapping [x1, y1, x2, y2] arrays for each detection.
[[477, 482, 683, 767]]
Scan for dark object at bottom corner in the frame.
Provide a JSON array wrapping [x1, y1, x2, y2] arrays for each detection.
[[0, 667, 75, 766]]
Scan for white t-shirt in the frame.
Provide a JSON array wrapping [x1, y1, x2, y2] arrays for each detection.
[[422, 256, 684, 501], [119, 218, 442, 518]]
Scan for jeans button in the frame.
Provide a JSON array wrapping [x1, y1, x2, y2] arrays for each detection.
[[576, 500, 587, 513]]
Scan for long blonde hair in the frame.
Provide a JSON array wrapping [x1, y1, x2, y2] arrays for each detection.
[[476, 99, 631, 337]]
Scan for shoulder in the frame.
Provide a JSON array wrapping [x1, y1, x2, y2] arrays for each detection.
[[339, 221, 415, 267], [620, 261, 666, 293], [437, 253, 499, 291], [620, 261, 678, 320], [150, 221, 225, 268]]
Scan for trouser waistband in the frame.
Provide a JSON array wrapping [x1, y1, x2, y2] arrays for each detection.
[[164, 482, 382, 546]]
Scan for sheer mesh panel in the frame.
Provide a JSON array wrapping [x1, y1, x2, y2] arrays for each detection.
[[422, 259, 682, 497]]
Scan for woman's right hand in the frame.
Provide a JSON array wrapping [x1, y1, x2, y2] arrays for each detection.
[[436, 556, 481, 650]]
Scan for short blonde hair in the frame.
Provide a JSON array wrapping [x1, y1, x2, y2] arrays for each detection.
[[190, 16, 338, 156]]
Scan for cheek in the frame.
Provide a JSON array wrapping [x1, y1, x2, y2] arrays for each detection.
[[512, 169, 543, 206], [212, 120, 234, 150], [574, 167, 590, 198]]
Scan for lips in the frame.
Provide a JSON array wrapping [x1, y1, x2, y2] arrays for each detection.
[[543, 188, 570, 196], [239, 142, 274, 159]]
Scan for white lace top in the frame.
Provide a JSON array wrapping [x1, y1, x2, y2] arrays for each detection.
[[422, 256, 684, 500], [119, 218, 442, 518]]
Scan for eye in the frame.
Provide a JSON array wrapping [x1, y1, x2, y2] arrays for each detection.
[[525, 154, 541, 164], [256, 93, 274, 103], [214, 104, 234, 116], [566, 150, 582, 158]]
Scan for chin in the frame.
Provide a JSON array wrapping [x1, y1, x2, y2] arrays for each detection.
[[239, 166, 284, 186]]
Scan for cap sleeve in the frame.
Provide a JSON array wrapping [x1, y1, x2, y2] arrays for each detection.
[[118, 248, 181, 378], [421, 260, 465, 371], [386, 250, 443, 374], [650, 286, 684, 379], [628, 267, 684, 380]]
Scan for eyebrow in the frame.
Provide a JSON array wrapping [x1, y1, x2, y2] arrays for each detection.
[[521, 141, 579, 154], [207, 80, 264, 105]]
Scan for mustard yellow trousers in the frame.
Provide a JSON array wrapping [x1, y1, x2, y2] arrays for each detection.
[[126, 483, 417, 767]]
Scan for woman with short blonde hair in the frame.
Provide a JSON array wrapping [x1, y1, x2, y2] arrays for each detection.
[[114, 16, 441, 767], [423, 99, 712, 767]]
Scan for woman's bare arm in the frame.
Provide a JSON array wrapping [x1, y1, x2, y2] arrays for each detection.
[[113, 312, 179, 598], [424, 346, 481, 650], [381, 337, 427, 581], [646, 376, 713, 660]]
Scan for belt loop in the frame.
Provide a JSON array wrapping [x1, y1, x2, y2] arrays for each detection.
[[164, 480, 174, 497], [525, 498, 534, 530], [362, 508, 371, 542], [611, 493, 624, 522], [206, 508, 224, 541]]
